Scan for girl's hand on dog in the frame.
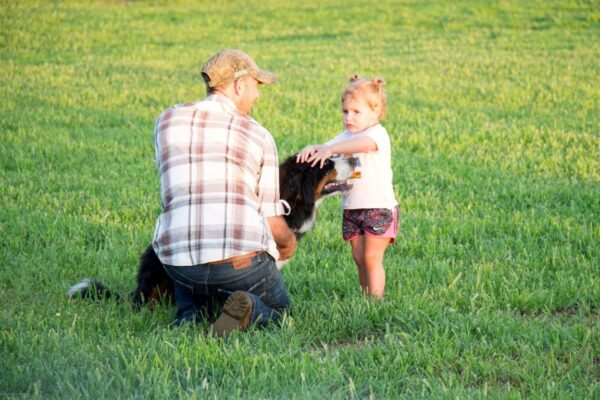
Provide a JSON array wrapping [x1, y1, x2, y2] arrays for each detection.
[[296, 144, 335, 168], [306, 146, 334, 168], [296, 144, 323, 163]]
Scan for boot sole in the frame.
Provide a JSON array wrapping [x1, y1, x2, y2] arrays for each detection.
[[211, 291, 253, 337]]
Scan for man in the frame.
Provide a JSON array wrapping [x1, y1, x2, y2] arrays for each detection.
[[152, 49, 297, 337]]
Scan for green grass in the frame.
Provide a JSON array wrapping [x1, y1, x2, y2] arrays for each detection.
[[1, 0, 599, 398]]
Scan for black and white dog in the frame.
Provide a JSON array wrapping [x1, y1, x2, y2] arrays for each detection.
[[68, 155, 359, 307]]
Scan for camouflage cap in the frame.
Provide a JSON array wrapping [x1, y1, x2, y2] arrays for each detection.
[[201, 49, 277, 88]]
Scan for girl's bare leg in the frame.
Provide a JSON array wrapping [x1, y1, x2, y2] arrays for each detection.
[[350, 235, 390, 298], [350, 235, 368, 290]]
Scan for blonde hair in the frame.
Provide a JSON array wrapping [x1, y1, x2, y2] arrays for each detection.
[[341, 74, 387, 119]]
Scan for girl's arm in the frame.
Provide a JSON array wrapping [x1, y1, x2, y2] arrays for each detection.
[[296, 144, 325, 163], [307, 136, 377, 168]]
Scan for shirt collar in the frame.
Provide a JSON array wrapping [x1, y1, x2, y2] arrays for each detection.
[[205, 93, 240, 115]]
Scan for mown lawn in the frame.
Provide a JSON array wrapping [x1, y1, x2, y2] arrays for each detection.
[[1, 0, 598, 398]]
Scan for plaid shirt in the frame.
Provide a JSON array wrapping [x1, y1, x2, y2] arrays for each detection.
[[152, 94, 284, 266]]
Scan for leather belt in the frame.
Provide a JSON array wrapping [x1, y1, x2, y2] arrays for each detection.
[[210, 251, 260, 270]]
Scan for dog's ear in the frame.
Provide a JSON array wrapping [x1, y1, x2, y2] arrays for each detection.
[[301, 170, 317, 206], [280, 167, 302, 206]]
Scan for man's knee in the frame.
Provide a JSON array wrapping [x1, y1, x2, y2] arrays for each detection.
[[271, 288, 291, 311]]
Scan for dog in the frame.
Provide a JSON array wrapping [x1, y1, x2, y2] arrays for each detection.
[[68, 155, 360, 308]]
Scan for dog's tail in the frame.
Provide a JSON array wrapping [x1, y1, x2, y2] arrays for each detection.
[[67, 278, 124, 302]]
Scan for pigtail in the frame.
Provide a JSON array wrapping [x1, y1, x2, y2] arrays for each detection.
[[372, 77, 385, 88], [370, 77, 387, 119], [348, 74, 361, 83]]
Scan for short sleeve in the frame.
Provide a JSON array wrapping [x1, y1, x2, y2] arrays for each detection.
[[366, 125, 389, 152], [257, 131, 283, 217]]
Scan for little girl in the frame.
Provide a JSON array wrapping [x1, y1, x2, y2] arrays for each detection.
[[297, 75, 398, 299]]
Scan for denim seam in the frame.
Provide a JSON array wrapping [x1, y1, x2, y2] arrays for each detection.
[[247, 277, 266, 299]]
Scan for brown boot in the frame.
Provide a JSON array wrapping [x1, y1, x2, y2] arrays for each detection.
[[211, 291, 254, 337]]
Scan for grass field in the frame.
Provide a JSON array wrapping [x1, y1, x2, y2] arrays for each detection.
[[1, 0, 599, 398]]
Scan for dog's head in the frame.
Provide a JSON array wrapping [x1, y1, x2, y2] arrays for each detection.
[[274, 155, 360, 268], [278, 154, 360, 239], [279, 155, 360, 208]]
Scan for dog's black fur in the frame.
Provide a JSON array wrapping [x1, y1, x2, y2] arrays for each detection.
[[68, 155, 359, 307]]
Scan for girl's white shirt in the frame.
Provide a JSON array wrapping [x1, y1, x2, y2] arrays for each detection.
[[326, 123, 397, 210]]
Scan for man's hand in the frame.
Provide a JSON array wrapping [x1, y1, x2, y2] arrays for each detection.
[[277, 242, 296, 261], [267, 215, 297, 261]]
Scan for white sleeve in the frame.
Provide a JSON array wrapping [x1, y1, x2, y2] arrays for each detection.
[[366, 126, 389, 152]]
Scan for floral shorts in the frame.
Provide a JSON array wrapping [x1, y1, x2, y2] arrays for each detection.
[[342, 206, 399, 243]]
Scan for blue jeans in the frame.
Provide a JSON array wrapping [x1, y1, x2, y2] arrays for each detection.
[[163, 252, 290, 327]]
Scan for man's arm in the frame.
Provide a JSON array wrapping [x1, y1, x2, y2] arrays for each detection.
[[267, 215, 297, 260]]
